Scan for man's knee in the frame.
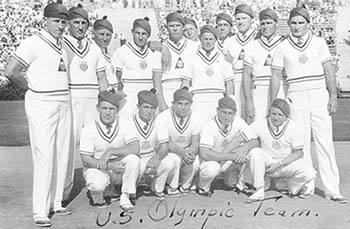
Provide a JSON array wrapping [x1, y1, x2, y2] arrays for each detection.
[[86, 180, 108, 192], [249, 148, 264, 162], [200, 161, 221, 178], [124, 154, 140, 168]]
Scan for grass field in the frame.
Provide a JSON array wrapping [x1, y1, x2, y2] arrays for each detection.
[[0, 98, 349, 146]]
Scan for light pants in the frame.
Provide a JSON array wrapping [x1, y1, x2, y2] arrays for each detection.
[[192, 93, 224, 123], [84, 154, 140, 202], [253, 84, 285, 121], [139, 153, 177, 192], [199, 160, 241, 192], [64, 97, 98, 199], [288, 88, 341, 196], [162, 80, 182, 107], [170, 154, 200, 189], [25, 94, 72, 220], [249, 148, 316, 195], [234, 74, 245, 118]]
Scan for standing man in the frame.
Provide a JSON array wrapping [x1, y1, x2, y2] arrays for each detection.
[[183, 17, 199, 42], [246, 99, 315, 203], [93, 16, 118, 90], [224, 4, 257, 118], [182, 25, 234, 122], [270, 7, 347, 203], [129, 90, 178, 198], [156, 88, 203, 194], [5, 3, 72, 227], [112, 18, 166, 117], [63, 5, 109, 201], [80, 91, 140, 212], [198, 97, 254, 196], [215, 12, 233, 53], [243, 8, 285, 123], [162, 12, 198, 106]]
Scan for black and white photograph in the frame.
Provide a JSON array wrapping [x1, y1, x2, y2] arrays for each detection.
[[0, 0, 350, 228]]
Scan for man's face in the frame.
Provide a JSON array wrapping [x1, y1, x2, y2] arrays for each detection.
[[235, 13, 252, 34], [172, 99, 192, 118], [216, 19, 231, 40], [217, 107, 235, 126], [97, 101, 118, 125], [94, 28, 112, 49], [132, 27, 149, 48], [138, 102, 156, 121], [268, 107, 287, 127], [200, 32, 216, 51], [167, 21, 184, 42], [288, 15, 309, 38], [260, 18, 277, 39], [69, 17, 89, 40], [183, 23, 197, 41], [46, 17, 67, 39]]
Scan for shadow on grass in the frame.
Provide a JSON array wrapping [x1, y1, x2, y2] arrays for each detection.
[[63, 168, 85, 207]]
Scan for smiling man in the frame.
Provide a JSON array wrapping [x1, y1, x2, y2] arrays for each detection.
[[183, 17, 198, 42], [93, 16, 118, 90], [215, 12, 233, 53], [182, 25, 234, 122], [270, 7, 347, 203], [223, 4, 257, 119], [63, 5, 109, 201], [198, 97, 255, 196], [246, 99, 315, 203], [243, 8, 285, 123], [112, 17, 166, 117]]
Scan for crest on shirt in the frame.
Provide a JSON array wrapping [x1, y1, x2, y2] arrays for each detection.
[[264, 54, 272, 66], [79, 61, 88, 71], [238, 49, 245, 60], [140, 60, 148, 69], [175, 57, 184, 69], [58, 57, 67, 72], [298, 53, 308, 64], [272, 140, 282, 150]]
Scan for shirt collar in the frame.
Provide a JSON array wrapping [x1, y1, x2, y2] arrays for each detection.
[[268, 118, 287, 134], [41, 29, 60, 46], [66, 34, 87, 47], [290, 32, 310, 44], [169, 36, 185, 46], [98, 118, 118, 131]]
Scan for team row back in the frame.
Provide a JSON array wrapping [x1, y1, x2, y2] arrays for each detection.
[[4, 2, 346, 228]]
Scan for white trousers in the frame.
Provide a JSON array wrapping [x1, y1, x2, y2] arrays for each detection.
[[253, 84, 285, 121], [170, 154, 200, 189], [25, 94, 72, 219], [192, 93, 224, 123], [84, 154, 140, 194], [288, 88, 341, 196], [234, 75, 245, 118], [64, 98, 98, 199], [199, 160, 241, 192], [249, 148, 316, 195], [139, 153, 177, 192], [162, 80, 182, 107]]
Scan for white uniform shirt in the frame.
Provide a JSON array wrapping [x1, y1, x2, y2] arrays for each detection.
[[156, 108, 203, 149], [63, 35, 106, 98], [112, 41, 162, 90], [200, 115, 252, 155], [127, 113, 169, 158], [183, 47, 234, 95], [271, 32, 331, 92], [244, 35, 283, 86], [249, 118, 304, 159], [14, 30, 69, 101], [80, 118, 138, 159], [162, 37, 198, 84], [223, 29, 257, 80]]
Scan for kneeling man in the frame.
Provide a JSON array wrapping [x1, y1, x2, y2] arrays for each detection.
[[129, 89, 177, 198], [246, 99, 316, 203], [80, 91, 140, 212], [198, 97, 254, 196]]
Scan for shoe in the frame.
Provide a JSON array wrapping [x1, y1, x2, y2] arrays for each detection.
[[120, 203, 135, 213], [198, 188, 212, 197], [91, 201, 110, 209], [54, 208, 72, 216], [34, 218, 52, 227], [166, 187, 182, 197], [245, 191, 265, 204], [154, 192, 165, 200], [327, 195, 348, 204]]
